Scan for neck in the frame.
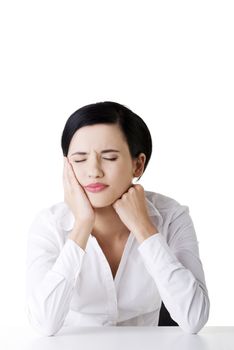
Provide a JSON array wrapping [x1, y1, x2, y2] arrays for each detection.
[[92, 205, 130, 243]]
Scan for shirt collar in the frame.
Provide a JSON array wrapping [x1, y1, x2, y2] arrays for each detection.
[[59, 191, 163, 232]]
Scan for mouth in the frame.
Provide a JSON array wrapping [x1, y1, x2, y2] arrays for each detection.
[[84, 185, 109, 193]]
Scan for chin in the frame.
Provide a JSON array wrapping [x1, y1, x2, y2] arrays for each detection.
[[91, 201, 113, 209], [88, 194, 118, 208]]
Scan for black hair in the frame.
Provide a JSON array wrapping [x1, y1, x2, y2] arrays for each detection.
[[61, 101, 152, 181]]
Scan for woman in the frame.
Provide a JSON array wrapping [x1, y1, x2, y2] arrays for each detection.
[[25, 101, 210, 336]]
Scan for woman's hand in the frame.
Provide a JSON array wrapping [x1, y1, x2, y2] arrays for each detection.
[[112, 184, 158, 243], [63, 157, 95, 228]]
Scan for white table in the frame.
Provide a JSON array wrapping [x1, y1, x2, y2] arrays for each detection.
[[1, 326, 234, 350]]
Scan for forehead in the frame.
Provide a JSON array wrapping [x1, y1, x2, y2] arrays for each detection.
[[68, 123, 127, 152]]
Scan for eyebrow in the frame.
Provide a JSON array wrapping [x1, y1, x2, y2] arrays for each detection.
[[70, 149, 120, 156]]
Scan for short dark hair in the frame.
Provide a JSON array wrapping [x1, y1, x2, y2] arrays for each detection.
[[61, 101, 152, 181]]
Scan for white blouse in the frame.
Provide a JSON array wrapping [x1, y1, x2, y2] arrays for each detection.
[[25, 190, 210, 336]]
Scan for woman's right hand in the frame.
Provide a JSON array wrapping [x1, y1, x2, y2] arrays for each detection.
[[63, 156, 95, 230]]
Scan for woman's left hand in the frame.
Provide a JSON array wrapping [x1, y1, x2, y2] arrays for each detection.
[[112, 184, 158, 243]]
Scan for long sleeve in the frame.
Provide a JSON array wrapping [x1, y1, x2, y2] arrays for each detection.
[[138, 205, 210, 334], [25, 209, 86, 336]]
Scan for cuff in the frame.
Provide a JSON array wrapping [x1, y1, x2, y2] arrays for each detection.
[[138, 232, 181, 274], [51, 238, 86, 281]]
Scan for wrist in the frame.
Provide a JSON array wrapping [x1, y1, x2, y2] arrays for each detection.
[[134, 223, 158, 244]]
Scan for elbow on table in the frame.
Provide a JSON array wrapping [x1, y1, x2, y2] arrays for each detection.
[[30, 318, 63, 337], [181, 298, 210, 334], [36, 322, 63, 337], [26, 304, 63, 337], [181, 322, 205, 335]]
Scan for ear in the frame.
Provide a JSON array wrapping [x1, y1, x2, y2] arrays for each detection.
[[133, 153, 146, 177]]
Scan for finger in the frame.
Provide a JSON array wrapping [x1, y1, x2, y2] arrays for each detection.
[[63, 158, 74, 193], [66, 160, 79, 186], [63, 157, 70, 185], [63, 157, 67, 175], [67, 158, 82, 184], [63, 159, 70, 202], [135, 184, 144, 191], [128, 187, 135, 194]]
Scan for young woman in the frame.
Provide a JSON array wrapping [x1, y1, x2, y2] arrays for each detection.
[[25, 101, 210, 336]]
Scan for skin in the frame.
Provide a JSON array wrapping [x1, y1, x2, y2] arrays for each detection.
[[66, 123, 158, 245]]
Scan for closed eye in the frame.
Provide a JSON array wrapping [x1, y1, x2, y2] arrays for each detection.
[[74, 158, 118, 163]]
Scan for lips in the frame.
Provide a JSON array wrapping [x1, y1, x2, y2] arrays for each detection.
[[84, 183, 109, 193], [84, 183, 108, 189]]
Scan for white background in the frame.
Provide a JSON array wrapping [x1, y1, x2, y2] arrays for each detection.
[[0, 0, 233, 328]]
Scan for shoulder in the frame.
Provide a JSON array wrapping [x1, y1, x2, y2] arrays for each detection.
[[28, 201, 73, 233], [144, 189, 190, 229], [144, 190, 196, 245], [145, 190, 189, 214], [32, 201, 68, 221], [27, 202, 73, 251]]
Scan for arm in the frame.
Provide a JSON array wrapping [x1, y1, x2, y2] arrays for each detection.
[[138, 205, 210, 334], [25, 209, 86, 336]]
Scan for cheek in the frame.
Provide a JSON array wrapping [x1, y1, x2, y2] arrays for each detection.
[[71, 166, 84, 183], [110, 171, 133, 194], [109, 167, 131, 183], [106, 162, 133, 188], [115, 163, 133, 179], [111, 160, 132, 174]]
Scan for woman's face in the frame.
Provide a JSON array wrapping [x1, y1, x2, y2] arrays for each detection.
[[67, 123, 146, 208]]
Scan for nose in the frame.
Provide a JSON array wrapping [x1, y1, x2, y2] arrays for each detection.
[[87, 156, 104, 178]]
